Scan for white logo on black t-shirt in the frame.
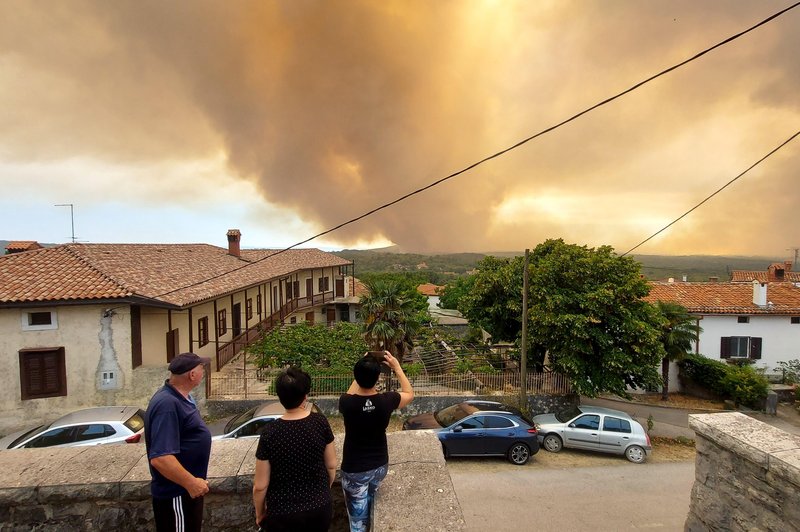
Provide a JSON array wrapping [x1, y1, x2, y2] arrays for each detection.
[[363, 399, 375, 412]]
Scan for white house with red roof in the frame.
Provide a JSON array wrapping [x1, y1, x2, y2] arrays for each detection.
[[0, 230, 356, 431], [646, 278, 800, 381]]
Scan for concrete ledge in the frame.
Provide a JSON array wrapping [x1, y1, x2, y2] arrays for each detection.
[[0, 431, 463, 531], [687, 412, 800, 531]]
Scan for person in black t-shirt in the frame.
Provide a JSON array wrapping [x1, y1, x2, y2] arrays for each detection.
[[339, 351, 414, 532], [253, 367, 337, 532]]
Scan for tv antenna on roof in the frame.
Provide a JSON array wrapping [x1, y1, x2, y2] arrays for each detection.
[[54, 203, 77, 243]]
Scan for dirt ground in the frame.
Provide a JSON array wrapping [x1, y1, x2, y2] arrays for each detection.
[[619, 392, 726, 411]]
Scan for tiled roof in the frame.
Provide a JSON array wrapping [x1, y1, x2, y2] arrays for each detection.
[[0, 243, 351, 307], [5, 241, 42, 252], [417, 283, 443, 296], [730, 271, 800, 282], [645, 282, 800, 315]]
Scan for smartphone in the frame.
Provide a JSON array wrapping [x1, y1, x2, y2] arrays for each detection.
[[367, 350, 386, 361]]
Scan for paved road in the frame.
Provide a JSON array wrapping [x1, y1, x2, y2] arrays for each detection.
[[448, 459, 694, 531], [580, 397, 696, 439]]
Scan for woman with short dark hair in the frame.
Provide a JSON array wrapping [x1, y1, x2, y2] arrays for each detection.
[[252, 367, 337, 531]]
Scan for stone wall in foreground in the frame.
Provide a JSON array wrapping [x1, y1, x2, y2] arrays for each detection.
[[686, 412, 800, 532], [0, 431, 464, 531]]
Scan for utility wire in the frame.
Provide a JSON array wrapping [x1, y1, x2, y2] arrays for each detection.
[[621, 130, 800, 257], [155, 1, 800, 300]]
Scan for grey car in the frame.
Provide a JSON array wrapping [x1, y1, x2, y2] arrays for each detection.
[[0, 406, 145, 450], [533, 405, 651, 463], [212, 400, 320, 440]]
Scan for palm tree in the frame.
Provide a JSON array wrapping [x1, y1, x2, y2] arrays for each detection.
[[655, 301, 702, 401], [358, 278, 421, 365]]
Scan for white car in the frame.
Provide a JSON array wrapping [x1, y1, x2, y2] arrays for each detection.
[[213, 400, 320, 440], [533, 405, 652, 463], [0, 406, 145, 449]]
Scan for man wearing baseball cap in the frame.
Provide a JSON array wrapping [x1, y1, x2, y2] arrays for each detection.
[[145, 352, 212, 531]]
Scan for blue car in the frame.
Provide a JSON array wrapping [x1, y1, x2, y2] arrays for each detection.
[[402, 400, 539, 465]]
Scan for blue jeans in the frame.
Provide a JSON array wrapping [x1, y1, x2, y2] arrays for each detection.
[[340, 464, 388, 532]]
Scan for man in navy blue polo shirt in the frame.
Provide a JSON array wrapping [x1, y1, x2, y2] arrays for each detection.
[[145, 352, 212, 532]]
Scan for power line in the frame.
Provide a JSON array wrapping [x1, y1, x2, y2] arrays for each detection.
[[622, 130, 800, 257], [155, 1, 800, 300]]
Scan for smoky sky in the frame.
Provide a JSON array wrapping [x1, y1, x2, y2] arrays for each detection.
[[1, 0, 798, 254]]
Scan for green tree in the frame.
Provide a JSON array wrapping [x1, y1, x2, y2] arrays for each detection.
[[456, 255, 525, 343], [438, 275, 476, 311], [527, 239, 664, 397], [358, 276, 427, 364], [654, 301, 702, 400], [248, 322, 368, 373]]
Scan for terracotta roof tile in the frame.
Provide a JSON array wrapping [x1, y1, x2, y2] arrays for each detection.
[[645, 281, 800, 314], [5, 241, 43, 252], [0, 243, 351, 307], [417, 283, 443, 296]]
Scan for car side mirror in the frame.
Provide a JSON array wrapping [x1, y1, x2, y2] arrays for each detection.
[[453, 426, 463, 433], [568, 423, 575, 428]]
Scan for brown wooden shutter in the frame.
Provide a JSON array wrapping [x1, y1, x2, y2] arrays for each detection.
[[749, 337, 762, 359], [335, 278, 344, 297], [166, 329, 179, 362], [19, 348, 66, 400], [306, 278, 313, 301], [720, 337, 731, 359], [131, 305, 142, 369]]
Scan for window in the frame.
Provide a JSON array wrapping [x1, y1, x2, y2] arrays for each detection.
[[293, 280, 300, 299], [792, 317, 800, 324], [485, 416, 514, 429], [318, 276, 330, 292], [603, 417, 632, 433], [720, 336, 762, 359], [198, 317, 209, 347], [458, 416, 485, 430], [236, 419, 274, 438], [217, 309, 227, 336], [572, 415, 600, 430], [290, 316, 297, 324], [75, 424, 116, 442], [19, 347, 67, 400], [21, 310, 58, 331], [286, 280, 293, 300], [246, 298, 253, 320], [256, 293, 262, 315], [24, 427, 75, 448], [737, 316, 749, 324]]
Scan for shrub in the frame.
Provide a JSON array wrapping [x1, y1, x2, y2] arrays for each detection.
[[679, 353, 769, 408], [720, 364, 770, 408], [775, 359, 800, 385]]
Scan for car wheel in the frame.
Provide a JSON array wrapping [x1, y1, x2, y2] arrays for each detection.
[[625, 445, 647, 463], [508, 443, 530, 465], [542, 434, 563, 453]]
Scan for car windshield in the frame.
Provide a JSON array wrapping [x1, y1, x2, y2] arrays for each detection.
[[8, 425, 46, 448], [125, 410, 146, 432], [224, 406, 258, 434], [555, 405, 583, 423], [435, 404, 478, 427]]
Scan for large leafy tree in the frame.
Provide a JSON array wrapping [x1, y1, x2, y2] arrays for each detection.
[[654, 301, 702, 400], [457, 239, 664, 397], [358, 276, 427, 364], [527, 239, 664, 397]]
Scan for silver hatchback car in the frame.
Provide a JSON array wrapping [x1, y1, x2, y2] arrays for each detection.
[[0, 406, 146, 450], [533, 405, 651, 463], [212, 400, 320, 441]]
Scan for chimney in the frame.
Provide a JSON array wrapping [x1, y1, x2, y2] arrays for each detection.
[[682, 275, 688, 282], [785, 261, 793, 272], [708, 276, 719, 282], [752, 280, 767, 306], [226, 229, 241, 257]]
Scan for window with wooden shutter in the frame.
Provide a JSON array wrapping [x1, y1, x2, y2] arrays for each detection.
[[217, 309, 227, 336], [749, 337, 762, 359], [286, 280, 293, 300], [246, 298, 253, 320], [19, 347, 67, 400], [720, 337, 731, 359], [198, 317, 209, 347]]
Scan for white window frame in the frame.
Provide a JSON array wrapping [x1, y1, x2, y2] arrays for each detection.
[[21, 309, 58, 331]]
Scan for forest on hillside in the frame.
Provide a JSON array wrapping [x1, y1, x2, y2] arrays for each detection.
[[335, 248, 788, 283]]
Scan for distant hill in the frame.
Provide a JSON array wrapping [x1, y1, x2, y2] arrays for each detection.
[[336, 248, 787, 283]]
